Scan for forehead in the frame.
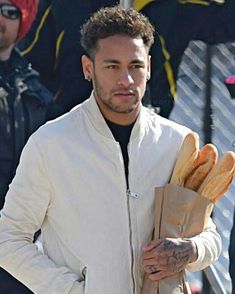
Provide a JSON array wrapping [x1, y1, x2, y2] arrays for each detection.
[[95, 35, 148, 62]]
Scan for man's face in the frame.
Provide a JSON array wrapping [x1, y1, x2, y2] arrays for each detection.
[[0, 0, 20, 58], [82, 34, 151, 125]]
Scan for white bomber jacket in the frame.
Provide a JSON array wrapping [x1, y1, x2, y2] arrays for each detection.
[[0, 93, 221, 294]]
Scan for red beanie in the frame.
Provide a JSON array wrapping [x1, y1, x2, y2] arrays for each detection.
[[10, 0, 39, 40]]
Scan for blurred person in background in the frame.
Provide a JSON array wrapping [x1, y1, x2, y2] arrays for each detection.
[[18, 0, 117, 119], [226, 77, 235, 294], [0, 0, 53, 292], [229, 207, 235, 293], [135, 0, 235, 118]]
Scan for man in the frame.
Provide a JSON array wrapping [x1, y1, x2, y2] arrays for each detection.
[[0, 6, 221, 294], [0, 0, 52, 292], [18, 0, 117, 118]]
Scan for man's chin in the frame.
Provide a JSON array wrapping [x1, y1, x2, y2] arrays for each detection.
[[111, 103, 139, 114]]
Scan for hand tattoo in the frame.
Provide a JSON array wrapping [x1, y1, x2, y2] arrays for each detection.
[[161, 239, 192, 271]]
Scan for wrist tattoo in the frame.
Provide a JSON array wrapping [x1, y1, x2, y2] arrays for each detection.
[[162, 239, 191, 270]]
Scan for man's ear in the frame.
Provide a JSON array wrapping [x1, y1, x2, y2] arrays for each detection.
[[82, 55, 93, 81]]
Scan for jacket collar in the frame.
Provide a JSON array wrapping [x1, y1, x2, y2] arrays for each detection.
[[0, 48, 29, 76], [83, 91, 148, 141]]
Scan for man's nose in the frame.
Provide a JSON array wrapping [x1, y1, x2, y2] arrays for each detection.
[[117, 70, 134, 87]]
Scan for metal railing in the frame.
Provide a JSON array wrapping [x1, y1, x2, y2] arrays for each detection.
[[203, 265, 227, 294]]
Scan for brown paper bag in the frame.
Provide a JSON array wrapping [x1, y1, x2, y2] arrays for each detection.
[[142, 184, 213, 294]]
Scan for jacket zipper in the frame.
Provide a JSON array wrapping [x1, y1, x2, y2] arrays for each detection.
[[126, 189, 137, 294], [117, 141, 138, 294], [118, 140, 139, 294]]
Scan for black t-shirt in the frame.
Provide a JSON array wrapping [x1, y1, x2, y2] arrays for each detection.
[[105, 119, 135, 188]]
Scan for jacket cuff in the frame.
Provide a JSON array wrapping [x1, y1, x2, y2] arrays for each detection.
[[186, 236, 206, 272]]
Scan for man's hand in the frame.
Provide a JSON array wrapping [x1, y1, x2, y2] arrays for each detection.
[[142, 238, 198, 281]]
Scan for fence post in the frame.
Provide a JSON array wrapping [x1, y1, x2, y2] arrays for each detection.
[[202, 44, 214, 294], [203, 44, 214, 144]]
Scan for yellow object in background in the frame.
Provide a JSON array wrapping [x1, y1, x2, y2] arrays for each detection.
[[134, 0, 154, 11]]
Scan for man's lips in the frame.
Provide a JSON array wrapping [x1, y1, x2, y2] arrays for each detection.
[[113, 91, 135, 97]]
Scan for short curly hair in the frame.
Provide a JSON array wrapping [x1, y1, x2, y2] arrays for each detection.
[[80, 5, 155, 58]]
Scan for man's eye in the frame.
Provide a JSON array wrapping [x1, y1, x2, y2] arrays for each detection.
[[131, 64, 144, 69], [106, 65, 118, 69]]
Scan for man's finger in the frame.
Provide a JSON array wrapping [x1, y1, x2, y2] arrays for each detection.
[[142, 239, 163, 252], [145, 265, 159, 274], [148, 270, 175, 281], [142, 258, 158, 267], [142, 250, 156, 260]]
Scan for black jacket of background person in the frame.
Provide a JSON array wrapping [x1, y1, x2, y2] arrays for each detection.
[[137, 0, 235, 118], [18, 0, 117, 119], [229, 210, 235, 294], [0, 49, 52, 209]]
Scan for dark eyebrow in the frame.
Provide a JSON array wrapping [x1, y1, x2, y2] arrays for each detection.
[[130, 59, 145, 64], [103, 60, 120, 64], [103, 59, 145, 64]]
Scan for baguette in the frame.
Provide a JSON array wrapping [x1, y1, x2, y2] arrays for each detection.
[[184, 144, 218, 191], [198, 151, 235, 203], [170, 132, 199, 186]]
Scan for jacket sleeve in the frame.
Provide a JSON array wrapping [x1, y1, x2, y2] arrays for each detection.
[[186, 217, 222, 272], [0, 135, 84, 294]]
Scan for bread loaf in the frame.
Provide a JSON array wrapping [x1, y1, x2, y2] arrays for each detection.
[[184, 144, 218, 191], [170, 132, 199, 186], [198, 151, 235, 203]]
